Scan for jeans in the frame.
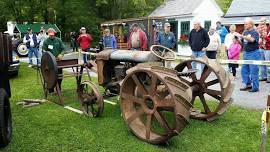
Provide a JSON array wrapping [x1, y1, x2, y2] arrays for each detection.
[[82, 48, 90, 63], [192, 50, 206, 71], [28, 47, 40, 65], [241, 50, 260, 91], [259, 49, 270, 79]]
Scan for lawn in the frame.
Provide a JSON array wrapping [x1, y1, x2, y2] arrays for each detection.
[[2, 63, 270, 152]]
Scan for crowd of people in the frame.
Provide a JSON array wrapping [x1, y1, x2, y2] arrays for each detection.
[[188, 17, 270, 93]]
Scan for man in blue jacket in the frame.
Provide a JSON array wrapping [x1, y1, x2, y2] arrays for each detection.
[[156, 22, 176, 49], [156, 22, 176, 68], [23, 28, 40, 67], [102, 29, 117, 49], [216, 21, 229, 60]]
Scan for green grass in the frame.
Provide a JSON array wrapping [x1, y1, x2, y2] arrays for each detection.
[[2, 63, 270, 151]]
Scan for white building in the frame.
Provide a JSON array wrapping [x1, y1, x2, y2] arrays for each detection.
[[149, 0, 224, 56]]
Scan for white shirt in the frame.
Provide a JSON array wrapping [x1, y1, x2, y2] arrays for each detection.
[[23, 34, 35, 47], [224, 32, 239, 49], [207, 32, 221, 51], [38, 33, 48, 47]]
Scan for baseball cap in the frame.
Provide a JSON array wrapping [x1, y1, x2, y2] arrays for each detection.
[[47, 28, 56, 36], [164, 22, 171, 27], [27, 28, 32, 31]]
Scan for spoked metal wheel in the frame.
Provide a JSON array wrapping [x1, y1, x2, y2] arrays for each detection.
[[175, 58, 234, 121], [120, 66, 192, 144], [78, 81, 104, 117]]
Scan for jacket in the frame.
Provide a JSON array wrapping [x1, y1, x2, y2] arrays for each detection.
[[128, 30, 147, 50], [23, 34, 38, 48], [217, 26, 228, 43], [228, 43, 241, 60], [156, 32, 176, 49], [263, 26, 270, 50], [42, 37, 65, 57], [189, 28, 210, 51], [207, 32, 221, 51], [103, 34, 117, 49], [77, 34, 93, 49]]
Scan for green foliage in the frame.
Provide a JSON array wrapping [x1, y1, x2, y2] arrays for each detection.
[[0, 0, 163, 43], [216, 0, 233, 13]]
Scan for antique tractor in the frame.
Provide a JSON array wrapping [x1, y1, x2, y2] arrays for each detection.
[[41, 45, 233, 144], [0, 33, 13, 148]]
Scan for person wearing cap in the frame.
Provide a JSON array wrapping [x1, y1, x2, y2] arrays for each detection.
[[23, 28, 40, 67], [189, 20, 210, 69], [156, 22, 176, 49], [237, 17, 260, 92], [77, 27, 93, 63], [206, 25, 221, 59], [128, 23, 147, 51], [42, 28, 65, 93], [257, 17, 270, 82], [102, 29, 117, 49], [216, 21, 229, 60]]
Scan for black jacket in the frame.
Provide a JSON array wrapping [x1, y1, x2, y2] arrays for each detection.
[[189, 28, 210, 51]]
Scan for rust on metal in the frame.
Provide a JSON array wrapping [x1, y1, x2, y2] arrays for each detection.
[[120, 66, 192, 144]]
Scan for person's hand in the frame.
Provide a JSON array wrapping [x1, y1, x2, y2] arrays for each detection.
[[235, 33, 243, 39], [202, 48, 207, 51], [57, 54, 63, 60]]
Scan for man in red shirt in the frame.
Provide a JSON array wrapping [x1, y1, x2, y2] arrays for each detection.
[[128, 23, 147, 51], [77, 27, 93, 63]]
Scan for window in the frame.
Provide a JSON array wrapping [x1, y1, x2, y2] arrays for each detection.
[[204, 21, 211, 31], [180, 21, 190, 37]]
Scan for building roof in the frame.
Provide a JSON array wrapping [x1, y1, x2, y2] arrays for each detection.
[[225, 0, 270, 17], [149, 0, 203, 17], [222, 16, 270, 25], [14, 23, 61, 34], [100, 17, 164, 26]]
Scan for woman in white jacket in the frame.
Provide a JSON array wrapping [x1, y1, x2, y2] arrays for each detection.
[[206, 26, 221, 59]]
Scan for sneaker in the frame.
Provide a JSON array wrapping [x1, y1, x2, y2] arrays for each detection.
[[240, 85, 252, 91], [249, 89, 259, 92], [28, 64, 33, 68], [259, 78, 267, 81]]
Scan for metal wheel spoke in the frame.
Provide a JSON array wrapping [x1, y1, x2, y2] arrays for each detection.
[[146, 114, 153, 139], [205, 89, 222, 100], [150, 75, 158, 95], [206, 79, 219, 87], [127, 108, 144, 124], [200, 66, 211, 82], [154, 111, 171, 132], [199, 94, 211, 113], [132, 74, 148, 95], [186, 62, 197, 81], [122, 92, 144, 105], [190, 96, 196, 105]]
